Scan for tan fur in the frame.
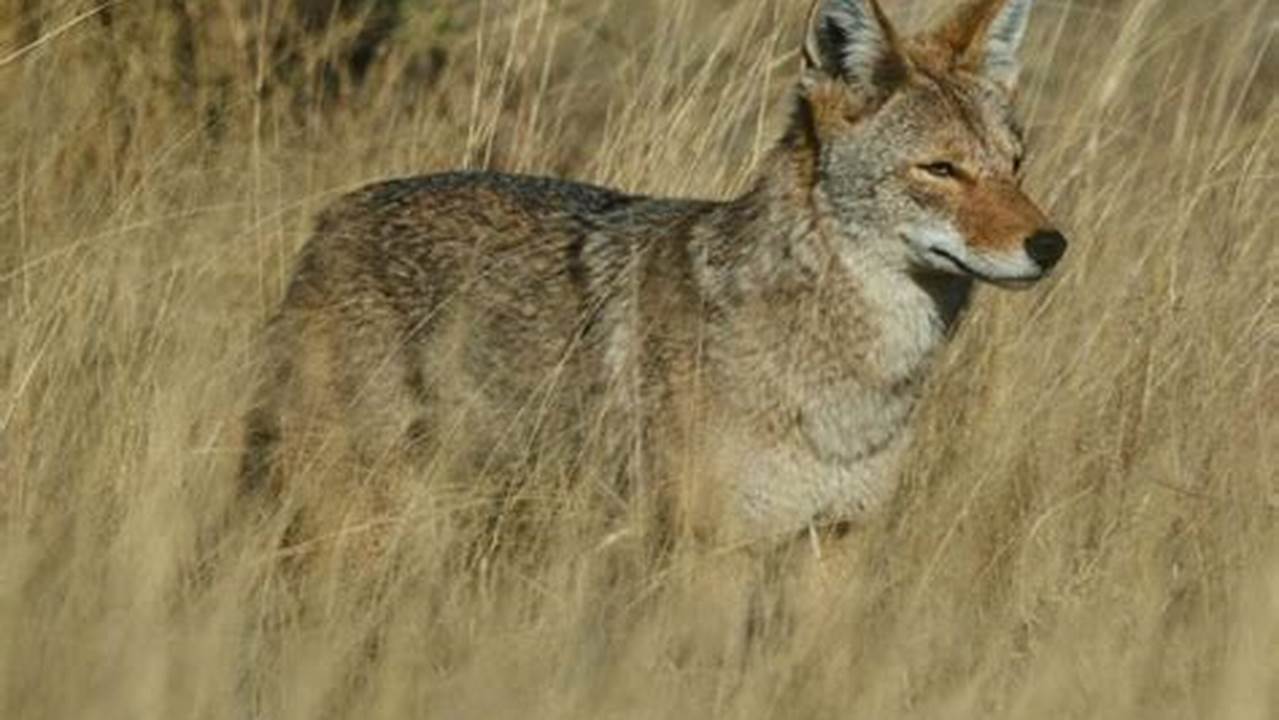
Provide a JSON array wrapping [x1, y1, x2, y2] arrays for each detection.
[[241, 0, 1067, 552]]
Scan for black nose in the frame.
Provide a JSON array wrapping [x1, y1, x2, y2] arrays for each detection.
[[1025, 230, 1068, 270]]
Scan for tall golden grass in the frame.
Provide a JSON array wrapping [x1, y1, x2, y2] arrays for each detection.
[[1, 0, 1276, 717]]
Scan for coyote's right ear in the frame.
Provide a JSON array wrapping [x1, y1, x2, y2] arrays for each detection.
[[932, 0, 1035, 92], [803, 0, 911, 97]]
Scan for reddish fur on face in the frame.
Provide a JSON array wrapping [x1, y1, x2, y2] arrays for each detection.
[[905, 169, 1049, 255], [954, 178, 1049, 253]]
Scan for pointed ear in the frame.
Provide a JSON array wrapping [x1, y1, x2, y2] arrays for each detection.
[[803, 0, 911, 97], [933, 0, 1035, 92]]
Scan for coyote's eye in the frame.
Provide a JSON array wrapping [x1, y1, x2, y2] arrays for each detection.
[[1013, 154, 1025, 174], [920, 161, 959, 179]]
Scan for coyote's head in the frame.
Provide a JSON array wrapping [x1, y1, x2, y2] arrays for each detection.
[[795, 0, 1066, 286]]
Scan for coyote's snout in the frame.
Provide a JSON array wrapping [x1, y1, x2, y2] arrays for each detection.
[[242, 0, 1067, 547]]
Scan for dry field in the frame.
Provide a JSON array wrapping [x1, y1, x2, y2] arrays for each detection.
[[1, 0, 1276, 717]]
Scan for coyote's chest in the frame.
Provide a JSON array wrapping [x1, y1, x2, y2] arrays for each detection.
[[707, 265, 961, 538], [719, 364, 930, 539]]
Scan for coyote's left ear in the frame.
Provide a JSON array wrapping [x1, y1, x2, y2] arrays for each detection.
[[933, 0, 1035, 92]]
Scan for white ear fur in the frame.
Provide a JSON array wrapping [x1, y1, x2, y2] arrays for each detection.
[[976, 0, 1034, 91], [803, 0, 908, 93]]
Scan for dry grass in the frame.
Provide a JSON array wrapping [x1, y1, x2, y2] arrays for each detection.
[[1, 0, 1277, 718]]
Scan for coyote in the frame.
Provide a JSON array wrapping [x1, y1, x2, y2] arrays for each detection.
[[242, 0, 1067, 547]]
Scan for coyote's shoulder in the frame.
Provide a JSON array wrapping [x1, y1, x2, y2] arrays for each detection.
[[243, 0, 1067, 545]]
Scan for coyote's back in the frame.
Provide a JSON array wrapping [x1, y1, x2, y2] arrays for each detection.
[[242, 0, 1068, 550]]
